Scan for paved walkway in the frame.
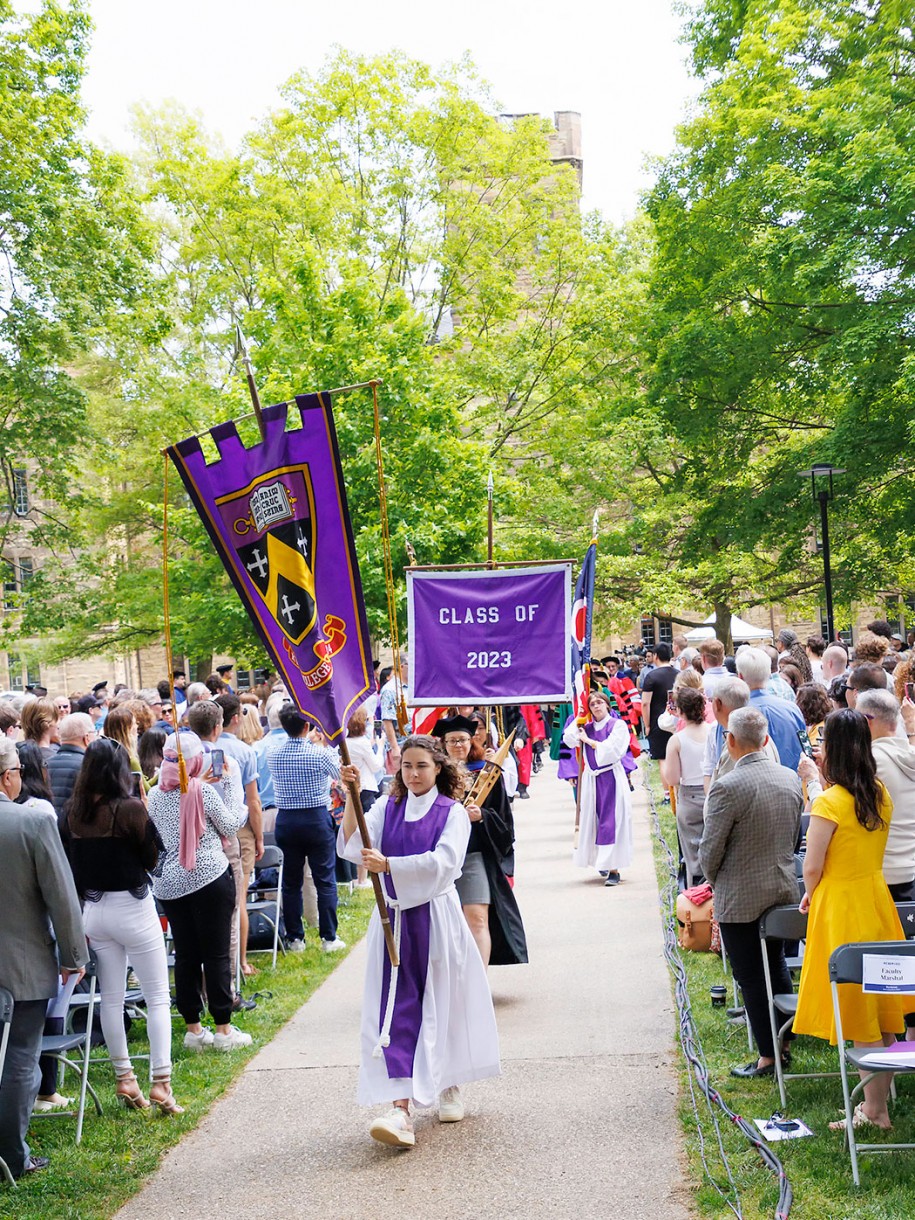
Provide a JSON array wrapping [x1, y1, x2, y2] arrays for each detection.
[[119, 763, 690, 1220]]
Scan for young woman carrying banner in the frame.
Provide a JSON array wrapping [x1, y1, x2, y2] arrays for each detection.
[[338, 735, 500, 1148]]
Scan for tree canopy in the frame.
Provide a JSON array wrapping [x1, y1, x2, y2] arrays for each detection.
[[590, 0, 915, 644], [20, 49, 627, 665], [0, 0, 149, 528], [8, 7, 915, 668]]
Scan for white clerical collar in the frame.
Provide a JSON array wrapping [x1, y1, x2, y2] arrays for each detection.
[[405, 787, 439, 817], [592, 713, 610, 726]]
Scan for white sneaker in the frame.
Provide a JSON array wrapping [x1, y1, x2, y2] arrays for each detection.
[[438, 1085, 464, 1122], [321, 937, 347, 953], [286, 938, 306, 952], [369, 1107, 415, 1148], [213, 1025, 253, 1052], [183, 1028, 215, 1053]]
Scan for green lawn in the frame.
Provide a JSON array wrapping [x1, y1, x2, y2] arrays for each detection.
[[644, 761, 915, 1219], [4, 886, 374, 1220]]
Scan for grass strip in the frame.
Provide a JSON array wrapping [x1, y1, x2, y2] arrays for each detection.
[[644, 760, 915, 1218], [6, 886, 374, 1220]]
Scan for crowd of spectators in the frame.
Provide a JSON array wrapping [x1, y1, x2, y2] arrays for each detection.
[[647, 620, 915, 1130], [0, 664, 358, 1179]]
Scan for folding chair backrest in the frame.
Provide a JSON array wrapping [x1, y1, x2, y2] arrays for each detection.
[[829, 939, 915, 985], [896, 903, 915, 939], [46, 970, 81, 1020], [0, 988, 14, 1186], [759, 904, 807, 943], [256, 844, 283, 872], [0, 984, 13, 1072]]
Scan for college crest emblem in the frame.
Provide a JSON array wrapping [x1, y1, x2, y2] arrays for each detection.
[[217, 465, 317, 646]]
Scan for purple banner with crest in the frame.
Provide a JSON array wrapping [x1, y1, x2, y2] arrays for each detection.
[[407, 565, 571, 705], [166, 394, 373, 740]]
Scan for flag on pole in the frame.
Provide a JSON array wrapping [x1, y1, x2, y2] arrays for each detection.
[[166, 394, 374, 740], [571, 540, 597, 722]]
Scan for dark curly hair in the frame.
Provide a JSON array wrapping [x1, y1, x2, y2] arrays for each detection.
[[389, 735, 465, 800], [795, 683, 831, 728], [821, 708, 885, 831]]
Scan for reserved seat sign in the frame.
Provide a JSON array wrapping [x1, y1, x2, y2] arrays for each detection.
[[407, 564, 572, 705], [862, 953, 915, 994]]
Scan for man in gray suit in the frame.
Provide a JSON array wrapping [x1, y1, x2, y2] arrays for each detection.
[[699, 707, 803, 1079], [0, 737, 87, 1178]]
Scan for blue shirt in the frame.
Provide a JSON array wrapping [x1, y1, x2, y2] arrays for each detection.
[[268, 736, 340, 810], [748, 689, 805, 771], [252, 728, 287, 807], [218, 732, 258, 788]]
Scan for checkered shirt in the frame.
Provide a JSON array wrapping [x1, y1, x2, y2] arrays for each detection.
[[268, 736, 340, 810]]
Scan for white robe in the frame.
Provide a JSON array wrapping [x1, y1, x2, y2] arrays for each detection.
[[564, 714, 634, 872], [339, 789, 501, 1107]]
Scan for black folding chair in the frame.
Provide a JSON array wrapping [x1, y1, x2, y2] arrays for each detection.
[[246, 844, 285, 968], [0, 987, 16, 1187], [829, 940, 915, 1186], [759, 904, 840, 1108], [896, 902, 915, 940], [36, 963, 102, 1144]]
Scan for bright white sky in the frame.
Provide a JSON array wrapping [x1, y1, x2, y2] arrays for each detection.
[[75, 0, 699, 222]]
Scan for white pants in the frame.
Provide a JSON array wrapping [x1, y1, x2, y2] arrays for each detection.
[[82, 891, 172, 1079]]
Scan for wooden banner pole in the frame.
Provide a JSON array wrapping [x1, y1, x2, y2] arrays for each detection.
[[339, 738, 399, 968]]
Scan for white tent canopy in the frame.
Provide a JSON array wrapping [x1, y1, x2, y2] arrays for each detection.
[[684, 614, 774, 644]]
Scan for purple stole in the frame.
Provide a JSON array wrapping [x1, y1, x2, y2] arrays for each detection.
[[584, 716, 620, 846], [378, 791, 454, 1079]]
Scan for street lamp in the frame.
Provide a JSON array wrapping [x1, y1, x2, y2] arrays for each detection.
[[797, 463, 845, 643]]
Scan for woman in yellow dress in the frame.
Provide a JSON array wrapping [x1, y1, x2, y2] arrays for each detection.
[[794, 708, 905, 1131]]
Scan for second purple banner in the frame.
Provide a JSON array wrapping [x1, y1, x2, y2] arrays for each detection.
[[406, 564, 572, 706]]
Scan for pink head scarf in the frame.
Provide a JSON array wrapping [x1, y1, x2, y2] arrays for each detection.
[[159, 733, 207, 871]]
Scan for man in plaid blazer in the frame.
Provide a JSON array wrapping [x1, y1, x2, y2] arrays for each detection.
[[699, 706, 803, 1079]]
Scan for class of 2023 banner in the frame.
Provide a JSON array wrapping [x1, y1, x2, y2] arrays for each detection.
[[407, 565, 572, 706], [166, 394, 373, 740]]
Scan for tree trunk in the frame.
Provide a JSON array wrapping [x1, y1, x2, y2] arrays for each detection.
[[713, 601, 733, 654]]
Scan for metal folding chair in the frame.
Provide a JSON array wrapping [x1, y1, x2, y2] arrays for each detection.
[[246, 844, 285, 968], [37, 964, 102, 1144], [759, 903, 840, 1107], [0, 987, 16, 1187], [829, 939, 915, 1185]]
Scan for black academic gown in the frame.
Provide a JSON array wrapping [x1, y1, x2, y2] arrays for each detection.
[[474, 773, 529, 966]]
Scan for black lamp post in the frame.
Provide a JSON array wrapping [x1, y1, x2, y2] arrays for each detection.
[[798, 464, 845, 643]]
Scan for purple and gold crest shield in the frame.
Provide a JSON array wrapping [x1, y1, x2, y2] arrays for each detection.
[[167, 394, 373, 739]]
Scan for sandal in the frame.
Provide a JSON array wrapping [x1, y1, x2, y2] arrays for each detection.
[[829, 1102, 892, 1132], [149, 1076, 185, 1116], [116, 1072, 150, 1110], [32, 1094, 74, 1113]]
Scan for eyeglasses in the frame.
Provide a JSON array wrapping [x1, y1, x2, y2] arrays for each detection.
[[444, 736, 472, 746], [4, 766, 21, 773]]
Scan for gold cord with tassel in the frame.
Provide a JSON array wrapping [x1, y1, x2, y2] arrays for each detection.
[[371, 382, 408, 733], [162, 455, 188, 793]]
